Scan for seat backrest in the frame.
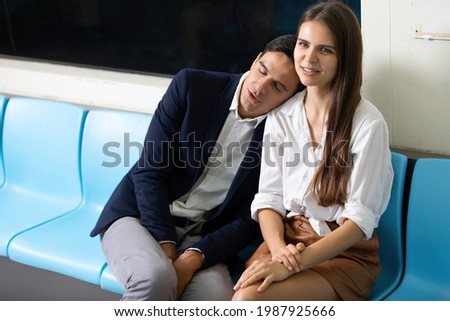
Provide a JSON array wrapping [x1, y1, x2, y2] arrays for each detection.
[[81, 109, 152, 207], [369, 151, 408, 300], [403, 158, 450, 294], [0, 95, 8, 186], [2, 98, 86, 199]]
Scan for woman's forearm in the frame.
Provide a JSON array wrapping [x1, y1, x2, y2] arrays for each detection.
[[258, 208, 286, 255], [258, 210, 365, 272], [299, 219, 364, 270]]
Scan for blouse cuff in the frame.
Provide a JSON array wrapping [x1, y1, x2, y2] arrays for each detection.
[[251, 193, 285, 221], [337, 203, 377, 240]]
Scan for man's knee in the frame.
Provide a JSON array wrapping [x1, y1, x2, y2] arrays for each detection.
[[123, 259, 177, 300], [181, 264, 234, 300]]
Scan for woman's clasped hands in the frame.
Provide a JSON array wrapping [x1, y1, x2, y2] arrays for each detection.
[[233, 242, 305, 293]]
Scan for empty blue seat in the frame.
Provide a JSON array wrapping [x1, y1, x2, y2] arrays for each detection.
[[369, 152, 407, 300], [0, 94, 8, 187], [0, 98, 86, 256], [8, 109, 152, 285], [385, 158, 450, 300]]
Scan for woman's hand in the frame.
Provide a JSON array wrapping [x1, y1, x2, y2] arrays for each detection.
[[234, 256, 298, 293], [257, 209, 306, 273], [272, 242, 305, 272]]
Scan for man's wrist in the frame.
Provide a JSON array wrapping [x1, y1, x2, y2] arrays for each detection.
[[184, 247, 204, 258], [181, 248, 204, 270]]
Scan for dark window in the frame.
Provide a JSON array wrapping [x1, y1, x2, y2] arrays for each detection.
[[0, 0, 360, 76]]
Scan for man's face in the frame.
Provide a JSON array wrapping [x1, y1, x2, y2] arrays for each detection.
[[238, 51, 300, 118]]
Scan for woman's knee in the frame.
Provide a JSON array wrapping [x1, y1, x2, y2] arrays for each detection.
[[231, 286, 261, 301]]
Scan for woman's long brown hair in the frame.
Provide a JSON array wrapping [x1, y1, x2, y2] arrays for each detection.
[[300, 1, 363, 207]]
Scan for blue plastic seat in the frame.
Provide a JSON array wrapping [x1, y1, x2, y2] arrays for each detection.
[[100, 265, 125, 295], [0, 98, 86, 256], [385, 158, 450, 300], [8, 109, 151, 285], [368, 152, 408, 300], [0, 94, 8, 187]]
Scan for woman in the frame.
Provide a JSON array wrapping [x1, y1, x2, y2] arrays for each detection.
[[232, 1, 393, 301]]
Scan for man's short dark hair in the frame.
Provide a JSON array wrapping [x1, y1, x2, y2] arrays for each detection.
[[260, 34, 297, 65], [260, 34, 304, 93]]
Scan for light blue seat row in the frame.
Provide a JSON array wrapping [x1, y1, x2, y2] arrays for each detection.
[[385, 158, 450, 300], [0, 94, 8, 187], [1, 95, 448, 300], [8, 109, 151, 285], [0, 98, 86, 257]]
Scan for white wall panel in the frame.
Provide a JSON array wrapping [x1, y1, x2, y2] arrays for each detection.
[[362, 0, 450, 155]]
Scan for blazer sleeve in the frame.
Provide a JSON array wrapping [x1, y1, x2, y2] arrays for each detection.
[[131, 69, 190, 243]]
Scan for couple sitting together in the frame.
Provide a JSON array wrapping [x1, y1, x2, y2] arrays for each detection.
[[90, 1, 393, 301]]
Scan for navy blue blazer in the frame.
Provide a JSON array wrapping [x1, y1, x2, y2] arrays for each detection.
[[91, 68, 264, 268]]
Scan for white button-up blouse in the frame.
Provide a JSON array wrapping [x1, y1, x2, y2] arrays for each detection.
[[251, 90, 394, 240]]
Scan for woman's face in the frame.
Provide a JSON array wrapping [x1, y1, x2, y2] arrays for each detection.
[[294, 20, 338, 92]]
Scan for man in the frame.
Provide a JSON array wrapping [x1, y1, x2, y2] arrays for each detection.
[[90, 34, 303, 300]]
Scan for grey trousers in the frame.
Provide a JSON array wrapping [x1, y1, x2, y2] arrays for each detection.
[[100, 216, 235, 301]]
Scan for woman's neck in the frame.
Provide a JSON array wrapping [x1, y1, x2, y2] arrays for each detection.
[[303, 88, 331, 146], [304, 88, 330, 120]]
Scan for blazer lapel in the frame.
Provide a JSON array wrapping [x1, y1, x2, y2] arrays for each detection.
[[195, 75, 242, 181]]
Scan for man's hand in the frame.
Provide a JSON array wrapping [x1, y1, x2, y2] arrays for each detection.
[[173, 250, 204, 300]]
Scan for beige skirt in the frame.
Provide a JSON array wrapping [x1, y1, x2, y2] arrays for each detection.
[[247, 216, 381, 300]]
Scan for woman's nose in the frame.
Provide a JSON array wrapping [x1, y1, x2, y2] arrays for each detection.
[[305, 49, 318, 63]]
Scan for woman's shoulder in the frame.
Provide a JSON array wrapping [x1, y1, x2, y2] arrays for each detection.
[[268, 90, 305, 118], [263, 91, 305, 138]]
